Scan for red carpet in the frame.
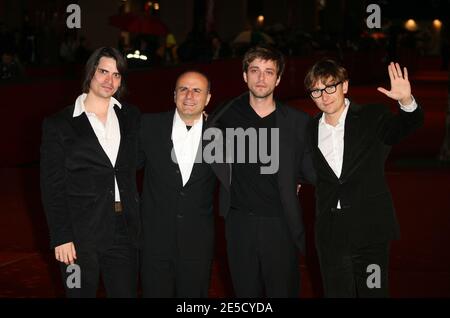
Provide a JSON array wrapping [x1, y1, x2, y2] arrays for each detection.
[[1, 166, 449, 297]]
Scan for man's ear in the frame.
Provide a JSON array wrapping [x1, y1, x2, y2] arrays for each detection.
[[275, 76, 281, 87], [343, 80, 349, 94], [243, 72, 248, 83], [173, 90, 177, 103], [205, 93, 211, 106]]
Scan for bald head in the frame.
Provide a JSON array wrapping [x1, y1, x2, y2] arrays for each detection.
[[175, 70, 211, 93]]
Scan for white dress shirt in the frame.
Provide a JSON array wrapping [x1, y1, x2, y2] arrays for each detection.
[[171, 110, 203, 186], [73, 93, 122, 201], [319, 97, 417, 209]]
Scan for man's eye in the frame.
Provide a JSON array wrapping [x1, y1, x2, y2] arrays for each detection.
[[113, 73, 121, 78]]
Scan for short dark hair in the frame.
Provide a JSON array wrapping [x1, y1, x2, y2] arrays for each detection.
[[82, 47, 127, 99], [242, 45, 285, 77], [304, 58, 348, 91], [175, 70, 211, 93]]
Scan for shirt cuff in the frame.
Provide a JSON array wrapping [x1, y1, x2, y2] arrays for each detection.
[[399, 95, 418, 112]]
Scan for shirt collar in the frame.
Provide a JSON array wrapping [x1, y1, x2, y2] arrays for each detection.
[[319, 98, 350, 127], [73, 93, 122, 117], [173, 109, 203, 130]]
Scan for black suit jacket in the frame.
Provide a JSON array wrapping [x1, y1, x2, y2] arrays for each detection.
[[40, 103, 141, 251], [308, 101, 424, 249], [139, 111, 216, 260], [208, 93, 316, 253]]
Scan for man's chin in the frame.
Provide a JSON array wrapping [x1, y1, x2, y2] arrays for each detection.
[[250, 91, 272, 99], [180, 111, 202, 118]]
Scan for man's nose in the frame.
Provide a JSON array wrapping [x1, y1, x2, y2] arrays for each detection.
[[321, 91, 330, 102], [185, 89, 194, 98], [258, 72, 265, 80], [105, 74, 113, 84]]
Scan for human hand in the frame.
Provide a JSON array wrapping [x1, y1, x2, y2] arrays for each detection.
[[55, 242, 77, 265], [377, 62, 412, 105]]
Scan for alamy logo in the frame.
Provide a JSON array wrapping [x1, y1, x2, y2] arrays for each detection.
[[366, 264, 381, 289], [366, 4, 381, 29], [171, 127, 280, 174], [66, 264, 81, 289], [66, 4, 81, 29]]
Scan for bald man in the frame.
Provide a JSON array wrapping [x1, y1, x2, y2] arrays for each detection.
[[139, 71, 217, 297]]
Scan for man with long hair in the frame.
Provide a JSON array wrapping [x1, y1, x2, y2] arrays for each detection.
[[40, 47, 141, 297]]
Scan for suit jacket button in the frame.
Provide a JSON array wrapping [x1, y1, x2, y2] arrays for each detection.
[[180, 191, 185, 196], [177, 213, 183, 218], [176, 170, 180, 174]]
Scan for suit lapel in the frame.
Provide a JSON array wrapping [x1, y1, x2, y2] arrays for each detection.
[[312, 115, 339, 180], [70, 110, 112, 166], [166, 111, 184, 188], [114, 105, 127, 168], [341, 103, 361, 179], [275, 104, 292, 188], [185, 117, 209, 187]]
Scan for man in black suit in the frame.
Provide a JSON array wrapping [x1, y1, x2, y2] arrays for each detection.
[[304, 59, 424, 297], [139, 71, 216, 297], [208, 45, 316, 297], [40, 47, 141, 297]]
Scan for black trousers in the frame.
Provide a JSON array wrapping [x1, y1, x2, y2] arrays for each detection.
[[141, 255, 212, 298], [225, 209, 300, 298], [60, 214, 138, 298], [317, 240, 390, 298]]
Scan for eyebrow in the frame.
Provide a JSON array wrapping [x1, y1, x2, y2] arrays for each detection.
[[313, 81, 337, 88], [249, 66, 276, 72], [249, 66, 274, 70], [177, 86, 203, 91]]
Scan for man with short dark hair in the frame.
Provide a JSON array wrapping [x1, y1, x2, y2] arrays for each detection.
[[40, 47, 141, 297], [209, 45, 316, 297], [305, 59, 424, 297]]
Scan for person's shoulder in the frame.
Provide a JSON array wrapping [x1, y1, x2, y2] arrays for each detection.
[[41, 105, 76, 136], [354, 102, 390, 115], [209, 93, 245, 123], [141, 110, 174, 127], [44, 105, 74, 125], [121, 103, 141, 117], [278, 101, 312, 120]]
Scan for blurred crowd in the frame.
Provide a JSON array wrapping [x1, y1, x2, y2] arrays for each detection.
[[1, 18, 448, 83]]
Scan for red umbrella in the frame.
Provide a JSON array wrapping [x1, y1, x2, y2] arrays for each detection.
[[109, 12, 168, 36]]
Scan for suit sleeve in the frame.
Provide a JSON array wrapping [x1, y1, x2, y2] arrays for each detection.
[[376, 102, 424, 145], [298, 116, 317, 186], [137, 116, 147, 170], [40, 118, 74, 248]]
